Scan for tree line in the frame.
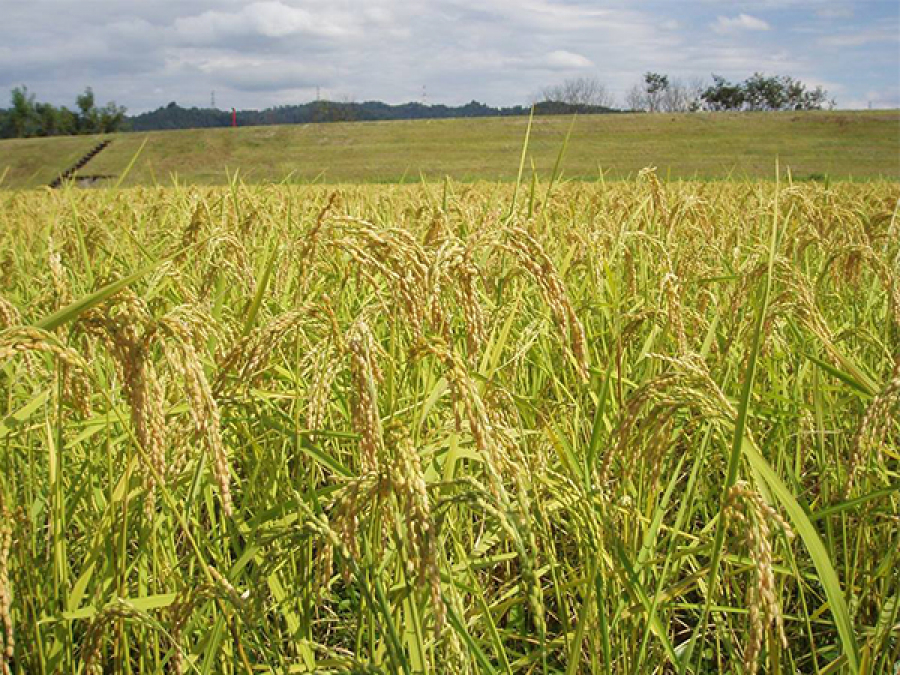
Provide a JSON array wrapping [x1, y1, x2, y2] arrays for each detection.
[[0, 91, 615, 137], [126, 98, 619, 132], [0, 86, 126, 139], [541, 72, 832, 113], [0, 72, 832, 139], [82, 71, 836, 135], [700, 73, 832, 112]]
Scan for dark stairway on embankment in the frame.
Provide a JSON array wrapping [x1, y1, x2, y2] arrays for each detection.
[[48, 140, 112, 188]]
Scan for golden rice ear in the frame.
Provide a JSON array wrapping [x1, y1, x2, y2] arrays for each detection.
[[0, 494, 13, 675], [215, 307, 312, 392], [166, 338, 232, 518], [306, 343, 341, 440], [847, 358, 900, 495], [661, 272, 687, 353], [726, 482, 794, 675], [81, 599, 168, 675], [73, 292, 169, 516], [348, 319, 384, 473], [0, 326, 89, 371], [497, 226, 589, 381], [47, 235, 72, 310], [0, 326, 93, 416], [0, 295, 20, 329], [390, 428, 444, 636], [331, 218, 432, 342]]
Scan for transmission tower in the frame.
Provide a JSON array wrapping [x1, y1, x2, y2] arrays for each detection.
[[211, 90, 216, 108]]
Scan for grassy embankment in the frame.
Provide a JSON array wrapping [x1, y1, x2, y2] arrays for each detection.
[[0, 110, 898, 189]]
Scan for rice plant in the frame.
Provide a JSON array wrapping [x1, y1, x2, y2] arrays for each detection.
[[0, 173, 897, 673]]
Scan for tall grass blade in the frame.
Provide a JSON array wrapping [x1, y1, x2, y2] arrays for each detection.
[[34, 262, 160, 331], [241, 243, 278, 337], [113, 135, 149, 189], [742, 438, 860, 672], [544, 114, 577, 208], [507, 105, 535, 218]]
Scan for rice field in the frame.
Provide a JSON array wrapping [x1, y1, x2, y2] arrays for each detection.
[[0, 173, 898, 674]]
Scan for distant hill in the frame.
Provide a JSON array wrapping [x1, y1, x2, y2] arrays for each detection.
[[126, 100, 620, 132]]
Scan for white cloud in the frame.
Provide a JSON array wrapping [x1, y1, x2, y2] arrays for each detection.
[[462, 0, 615, 32], [545, 50, 592, 69], [712, 14, 771, 34], [0, 0, 895, 113], [816, 7, 853, 20], [173, 1, 354, 43], [820, 26, 899, 48], [441, 49, 593, 75]]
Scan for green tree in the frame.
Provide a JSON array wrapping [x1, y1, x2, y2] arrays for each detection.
[[3, 85, 127, 138], [702, 75, 746, 111], [34, 102, 60, 136], [76, 87, 99, 133], [71, 87, 127, 133], [743, 73, 788, 111], [626, 72, 671, 112], [34, 102, 78, 137], [644, 72, 669, 112], [702, 73, 831, 111], [9, 86, 37, 137], [98, 101, 127, 133], [784, 77, 831, 110]]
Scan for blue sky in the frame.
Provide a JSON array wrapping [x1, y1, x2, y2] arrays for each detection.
[[0, 0, 897, 112]]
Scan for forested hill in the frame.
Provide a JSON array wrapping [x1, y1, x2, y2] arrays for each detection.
[[127, 99, 619, 131], [0, 74, 838, 137]]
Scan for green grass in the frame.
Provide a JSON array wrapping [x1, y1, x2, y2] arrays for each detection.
[[1, 110, 898, 189]]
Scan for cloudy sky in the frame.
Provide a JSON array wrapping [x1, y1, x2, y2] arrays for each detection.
[[1, 0, 897, 113]]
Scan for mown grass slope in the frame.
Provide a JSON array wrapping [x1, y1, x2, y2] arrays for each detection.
[[0, 110, 897, 189]]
